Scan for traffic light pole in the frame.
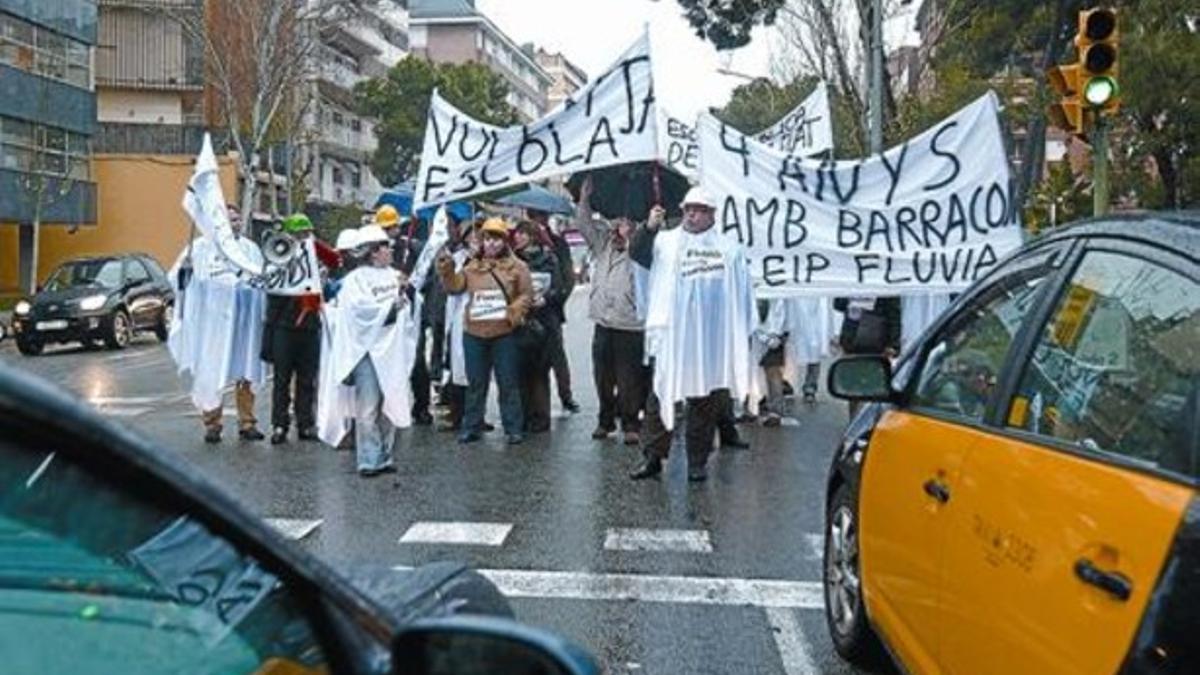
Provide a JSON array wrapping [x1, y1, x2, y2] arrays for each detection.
[[1092, 113, 1110, 216], [869, 0, 884, 154]]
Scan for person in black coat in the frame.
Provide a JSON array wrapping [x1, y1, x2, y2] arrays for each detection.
[[833, 295, 902, 417], [527, 208, 580, 413], [262, 213, 341, 445], [513, 220, 567, 434]]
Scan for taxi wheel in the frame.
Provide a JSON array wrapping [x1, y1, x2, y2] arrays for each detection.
[[824, 483, 886, 668]]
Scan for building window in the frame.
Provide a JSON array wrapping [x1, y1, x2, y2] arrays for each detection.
[[349, 117, 361, 132], [0, 115, 90, 180], [0, 11, 92, 90], [348, 164, 361, 188], [331, 163, 344, 186]]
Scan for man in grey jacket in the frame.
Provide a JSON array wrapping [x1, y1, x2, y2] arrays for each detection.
[[575, 176, 649, 445]]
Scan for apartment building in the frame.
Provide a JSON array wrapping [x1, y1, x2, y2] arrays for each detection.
[[408, 0, 551, 121], [0, 0, 98, 293], [535, 47, 587, 111], [305, 1, 409, 212]]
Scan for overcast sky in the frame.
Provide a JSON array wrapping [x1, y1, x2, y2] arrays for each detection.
[[475, 0, 920, 122], [475, 0, 773, 122]]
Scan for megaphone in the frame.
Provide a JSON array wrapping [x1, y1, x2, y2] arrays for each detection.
[[261, 229, 298, 266]]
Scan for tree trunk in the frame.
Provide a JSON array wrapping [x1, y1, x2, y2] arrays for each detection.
[[1019, 0, 1079, 209], [1154, 148, 1180, 209]]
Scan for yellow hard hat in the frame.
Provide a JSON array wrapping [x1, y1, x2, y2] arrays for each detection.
[[480, 217, 509, 236], [375, 204, 401, 228]]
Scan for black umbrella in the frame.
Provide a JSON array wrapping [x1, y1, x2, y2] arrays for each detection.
[[566, 162, 690, 222]]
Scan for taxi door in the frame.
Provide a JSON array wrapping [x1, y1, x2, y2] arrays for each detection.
[[939, 244, 1200, 674], [860, 249, 1063, 674]]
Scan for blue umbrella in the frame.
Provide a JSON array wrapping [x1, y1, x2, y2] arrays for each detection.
[[375, 181, 474, 223], [496, 184, 576, 215]]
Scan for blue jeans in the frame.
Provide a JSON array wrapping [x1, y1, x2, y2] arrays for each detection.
[[463, 333, 523, 436], [353, 357, 395, 471]]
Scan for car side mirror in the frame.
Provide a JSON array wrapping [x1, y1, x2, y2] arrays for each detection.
[[392, 615, 599, 675], [828, 355, 896, 403]]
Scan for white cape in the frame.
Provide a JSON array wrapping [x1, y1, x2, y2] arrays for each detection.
[[444, 249, 470, 387], [317, 266, 419, 445], [167, 237, 269, 412], [644, 227, 759, 429], [763, 297, 840, 365]]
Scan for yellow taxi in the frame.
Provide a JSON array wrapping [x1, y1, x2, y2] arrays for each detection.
[[824, 213, 1198, 675]]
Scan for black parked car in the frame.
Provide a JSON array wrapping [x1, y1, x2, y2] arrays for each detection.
[[10, 253, 174, 356], [0, 363, 599, 674]]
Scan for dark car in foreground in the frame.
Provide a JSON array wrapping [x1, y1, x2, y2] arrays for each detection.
[[0, 363, 599, 674], [821, 213, 1199, 675], [10, 253, 173, 356]]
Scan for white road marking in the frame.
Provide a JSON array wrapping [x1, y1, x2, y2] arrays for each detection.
[[604, 528, 714, 553], [780, 417, 802, 428], [88, 396, 162, 405], [393, 567, 823, 609], [96, 406, 154, 417], [265, 518, 323, 540], [805, 534, 825, 560], [765, 607, 818, 675], [399, 521, 513, 547]]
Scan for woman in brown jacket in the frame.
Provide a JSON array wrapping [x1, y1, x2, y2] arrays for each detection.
[[436, 217, 533, 445]]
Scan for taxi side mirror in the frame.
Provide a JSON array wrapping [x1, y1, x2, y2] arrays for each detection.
[[828, 355, 896, 403], [392, 615, 599, 675]]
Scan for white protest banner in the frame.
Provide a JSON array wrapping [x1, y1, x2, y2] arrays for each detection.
[[658, 110, 700, 178], [261, 237, 322, 296], [698, 91, 1022, 296], [658, 82, 833, 180], [414, 32, 657, 210], [757, 81, 834, 156], [182, 134, 262, 277]]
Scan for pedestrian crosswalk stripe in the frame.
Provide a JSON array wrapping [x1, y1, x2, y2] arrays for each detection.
[[399, 521, 513, 547], [765, 607, 817, 675], [96, 405, 154, 417], [391, 566, 824, 609], [603, 528, 714, 553], [88, 396, 162, 405], [265, 518, 323, 540]]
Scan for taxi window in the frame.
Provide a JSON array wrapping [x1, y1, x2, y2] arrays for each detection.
[[1007, 250, 1199, 480], [910, 264, 1053, 422]]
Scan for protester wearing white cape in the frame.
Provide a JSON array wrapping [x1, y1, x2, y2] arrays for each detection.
[[168, 199, 269, 444], [629, 187, 760, 483], [759, 296, 840, 407], [317, 226, 420, 476]]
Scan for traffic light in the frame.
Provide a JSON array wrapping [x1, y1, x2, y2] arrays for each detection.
[[1076, 8, 1119, 113], [1046, 64, 1083, 136]]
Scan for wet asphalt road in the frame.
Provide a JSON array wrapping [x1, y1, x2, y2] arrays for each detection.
[[0, 293, 881, 675]]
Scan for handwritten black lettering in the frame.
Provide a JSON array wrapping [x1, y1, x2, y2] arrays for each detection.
[[924, 121, 961, 191]]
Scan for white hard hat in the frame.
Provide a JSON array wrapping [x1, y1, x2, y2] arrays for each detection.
[[682, 185, 717, 210], [335, 228, 362, 252], [357, 224, 390, 246]]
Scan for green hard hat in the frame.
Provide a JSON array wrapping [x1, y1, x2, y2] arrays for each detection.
[[281, 213, 314, 233]]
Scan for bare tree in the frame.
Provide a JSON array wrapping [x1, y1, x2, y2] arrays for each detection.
[[159, 0, 363, 221], [770, 0, 966, 150], [16, 91, 85, 293]]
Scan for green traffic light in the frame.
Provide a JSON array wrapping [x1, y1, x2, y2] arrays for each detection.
[[1084, 76, 1119, 106]]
